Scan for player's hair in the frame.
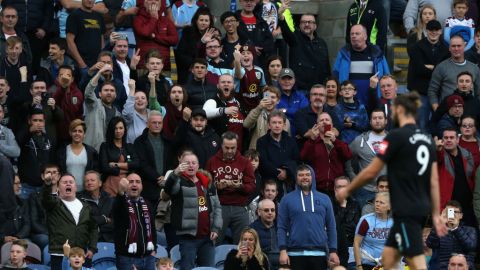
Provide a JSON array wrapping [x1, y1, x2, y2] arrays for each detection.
[[457, 71, 473, 81], [376, 175, 388, 186], [446, 200, 463, 212], [69, 247, 85, 258], [221, 131, 238, 142], [244, 149, 259, 159], [392, 91, 421, 117], [267, 109, 287, 123], [11, 239, 28, 251], [453, 0, 469, 8]]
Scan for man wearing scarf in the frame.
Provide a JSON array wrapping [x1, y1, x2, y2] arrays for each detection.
[[113, 173, 157, 270]]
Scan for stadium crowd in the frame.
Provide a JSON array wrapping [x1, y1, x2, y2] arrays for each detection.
[[1, 0, 480, 269]]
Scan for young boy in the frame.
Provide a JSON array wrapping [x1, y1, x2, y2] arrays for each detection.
[[237, 45, 266, 112], [444, 0, 475, 50], [336, 80, 369, 144], [62, 240, 93, 270], [136, 49, 173, 105], [156, 257, 174, 270], [3, 239, 30, 270]]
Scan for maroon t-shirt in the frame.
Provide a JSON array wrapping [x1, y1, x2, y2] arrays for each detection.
[[196, 181, 210, 238], [226, 100, 245, 151]]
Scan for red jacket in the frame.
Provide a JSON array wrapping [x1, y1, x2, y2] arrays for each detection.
[[52, 81, 84, 141], [133, 6, 178, 70], [300, 137, 352, 192], [437, 147, 476, 209], [206, 150, 256, 206]]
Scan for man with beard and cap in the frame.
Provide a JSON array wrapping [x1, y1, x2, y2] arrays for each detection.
[[206, 131, 255, 244], [337, 92, 447, 270], [278, 164, 339, 270], [174, 108, 220, 168], [203, 74, 247, 151], [84, 51, 127, 111], [113, 173, 157, 270], [347, 109, 388, 207], [42, 173, 98, 270], [436, 95, 464, 137], [84, 63, 121, 151]]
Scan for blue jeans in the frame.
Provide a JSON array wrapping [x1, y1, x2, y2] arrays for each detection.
[[178, 236, 215, 270], [20, 183, 42, 200], [116, 255, 156, 270], [417, 94, 432, 133]]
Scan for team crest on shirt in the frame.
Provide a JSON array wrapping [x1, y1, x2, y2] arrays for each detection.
[[378, 140, 389, 155], [72, 97, 78, 105], [212, 141, 217, 147], [255, 71, 262, 80]]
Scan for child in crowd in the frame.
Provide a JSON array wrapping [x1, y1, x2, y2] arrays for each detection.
[[237, 45, 266, 112], [62, 240, 93, 270], [156, 257, 174, 270], [444, 0, 475, 50], [2, 239, 30, 270], [248, 179, 279, 223], [336, 80, 369, 144]]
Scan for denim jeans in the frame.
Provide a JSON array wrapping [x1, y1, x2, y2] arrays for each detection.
[[20, 183, 42, 200], [178, 236, 215, 270], [417, 94, 432, 133], [116, 254, 156, 270]]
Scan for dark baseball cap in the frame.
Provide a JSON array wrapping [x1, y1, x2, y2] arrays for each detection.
[[426, 20, 442, 31], [191, 108, 207, 118], [279, 68, 295, 79]]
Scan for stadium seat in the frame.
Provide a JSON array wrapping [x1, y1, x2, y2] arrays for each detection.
[[156, 244, 168, 259], [214, 244, 237, 270], [169, 244, 181, 268], [27, 264, 51, 270], [92, 242, 116, 270], [1, 241, 42, 265], [191, 267, 217, 270]]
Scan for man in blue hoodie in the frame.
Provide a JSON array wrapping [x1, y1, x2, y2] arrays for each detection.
[[277, 164, 339, 269]]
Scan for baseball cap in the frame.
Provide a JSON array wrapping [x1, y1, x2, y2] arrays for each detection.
[[191, 108, 207, 118], [426, 20, 442, 31], [279, 68, 295, 79]]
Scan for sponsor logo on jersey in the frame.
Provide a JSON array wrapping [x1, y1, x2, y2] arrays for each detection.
[[378, 140, 388, 155]]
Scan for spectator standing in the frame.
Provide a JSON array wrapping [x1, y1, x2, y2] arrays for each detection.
[[38, 38, 76, 88], [403, 0, 453, 34], [17, 110, 56, 199], [443, 0, 475, 51], [346, 0, 387, 51], [185, 58, 217, 110], [237, 44, 266, 112], [447, 254, 469, 270], [0, 78, 12, 127], [162, 85, 189, 140], [265, 55, 282, 88], [367, 75, 398, 130], [77, 171, 115, 243], [57, 119, 99, 191], [172, 0, 206, 38], [220, 11, 247, 66], [99, 117, 139, 197], [66, 0, 105, 73], [206, 131, 255, 244], [133, 0, 178, 71], [426, 200, 477, 270], [458, 116, 480, 166], [0, 7, 32, 65], [0, 104, 20, 160], [111, 36, 140, 94], [336, 81, 369, 144], [278, 5, 330, 92], [428, 35, 480, 111], [136, 49, 173, 106], [406, 4, 436, 53], [42, 173, 98, 270], [465, 27, 480, 65], [277, 165, 339, 270], [256, 110, 298, 199], [113, 174, 157, 270], [204, 36, 242, 86], [436, 95, 464, 137], [333, 24, 389, 111], [164, 152, 222, 270], [300, 112, 352, 195]]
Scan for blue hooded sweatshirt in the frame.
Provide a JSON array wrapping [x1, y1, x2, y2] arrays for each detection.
[[277, 166, 337, 252]]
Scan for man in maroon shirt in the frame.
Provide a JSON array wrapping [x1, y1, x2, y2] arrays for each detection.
[[206, 131, 256, 243]]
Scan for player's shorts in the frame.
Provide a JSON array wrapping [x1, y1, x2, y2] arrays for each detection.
[[385, 216, 427, 257]]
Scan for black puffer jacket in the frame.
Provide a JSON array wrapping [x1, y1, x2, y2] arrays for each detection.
[[28, 191, 48, 235], [0, 196, 30, 242], [185, 78, 217, 110], [2, 0, 53, 32]]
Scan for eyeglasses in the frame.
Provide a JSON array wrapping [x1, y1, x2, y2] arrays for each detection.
[[261, 208, 275, 213], [300, 21, 316, 25], [461, 124, 474, 128], [206, 45, 221, 50]]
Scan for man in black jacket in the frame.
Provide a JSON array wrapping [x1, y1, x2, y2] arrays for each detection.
[[407, 20, 449, 131], [346, 0, 387, 51], [113, 174, 157, 270], [185, 58, 217, 110], [134, 111, 171, 207], [278, 7, 330, 92], [236, 0, 274, 68]]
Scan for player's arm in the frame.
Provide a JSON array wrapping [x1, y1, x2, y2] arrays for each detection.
[[345, 157, 385, 196], [430, 161, 448, 236]]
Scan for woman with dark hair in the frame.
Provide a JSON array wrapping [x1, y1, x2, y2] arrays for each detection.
[[265, 55, 282, 88], [57, 119, 99, 191], [176, 6, 215, 84], [99, 116, 139, 197], [325, 77, 340, 110], [163, 84, 189, 140]]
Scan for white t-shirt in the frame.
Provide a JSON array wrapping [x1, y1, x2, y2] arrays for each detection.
[[117, 59, 130, 95], [62, 198, 83, 225], [367, 132, 386, 154]]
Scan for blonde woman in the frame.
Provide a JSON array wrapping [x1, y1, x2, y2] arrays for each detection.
[[407, 4, 437, 53], [224, 228, 270, 270]]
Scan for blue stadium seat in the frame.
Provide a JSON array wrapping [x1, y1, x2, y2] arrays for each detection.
[[156, 244, 168, 259], [92, 242, 116, 270], [28, 264, 51, 270], [169, 244, 181, 269], [191, 267, 217, 270], [214, 244, 237, 270], [42, 245, 50, 266]]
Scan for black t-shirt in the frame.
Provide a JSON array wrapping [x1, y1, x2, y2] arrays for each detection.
[[349, 46, 374, 80], [377, 124, 436, 217], [66, 9, 105, 67]]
